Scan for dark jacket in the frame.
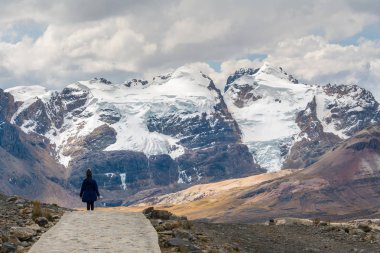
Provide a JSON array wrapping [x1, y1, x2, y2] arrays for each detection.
[[80, 177, 100, 203]]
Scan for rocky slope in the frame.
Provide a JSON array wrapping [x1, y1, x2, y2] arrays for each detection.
[[0, 193, 68, 253], [137, 170, 295, 206], [140, 124, 380, 223], [0, 90, 79, 206]]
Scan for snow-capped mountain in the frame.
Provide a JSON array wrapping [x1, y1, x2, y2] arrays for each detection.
[[224, 63, 379, 171], [1, 63, 379, 206], [9, 67, 231, 167], [4, 66, 261, 201]]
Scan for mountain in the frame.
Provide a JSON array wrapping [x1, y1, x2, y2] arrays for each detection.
[[224, 63, 379, 171], [3, 66, 263, 205], [1, 63, 379, 207], [143, 124, 380, 223]]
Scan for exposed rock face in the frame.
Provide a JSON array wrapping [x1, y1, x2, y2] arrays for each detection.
[[149, 155, 179, 186], [90, 77, 112, 85], [12, 85, 91, 161], [0, 122, 31, 160], [348, 138, 380, 151], [147, 112, 237, 149], [124, 79, 149, 88], [14, 99, 52, 135], [70, 151, 178, 194], [63, 124, 117, 157], [0, 89, 17, 122], [176, 144, 264, 183], [83, 124, 117, 151], [98, 105, 121, 124], [224, 68, 259, 92], [69, 150, 155, 192], [321, 84, 379, 136], [14, 86, 90, 135], [283, 97, 341, 168], [68, 144, 261, 201], [227, 83, 262, 108]]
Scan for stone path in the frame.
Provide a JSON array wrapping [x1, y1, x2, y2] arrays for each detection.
[[28, 211, 161, 253]]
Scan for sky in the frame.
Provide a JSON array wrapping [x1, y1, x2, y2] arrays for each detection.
[[0, 0, 379, 99]]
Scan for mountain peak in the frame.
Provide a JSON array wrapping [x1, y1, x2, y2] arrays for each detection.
[[173, 65, 202, 75], [5, 85, 49, 102], [149, 65, 213, 91], [224, 63, 300, 92], [89, 77, 112, 85], [257, 63, 299, 84], [123, 79, 149, 88], [225, 68, 259, 92]]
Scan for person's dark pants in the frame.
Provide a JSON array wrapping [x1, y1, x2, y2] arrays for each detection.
[[86, 201, 94, 211]]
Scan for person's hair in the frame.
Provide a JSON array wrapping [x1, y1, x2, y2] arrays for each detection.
[[86, 169, 92, 179]]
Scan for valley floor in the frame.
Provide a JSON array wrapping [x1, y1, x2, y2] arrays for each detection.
[[191, 222, 380, 253]]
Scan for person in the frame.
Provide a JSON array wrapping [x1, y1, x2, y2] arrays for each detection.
[[80, 169, 100, 211]]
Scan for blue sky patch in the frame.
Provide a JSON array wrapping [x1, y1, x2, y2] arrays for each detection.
[[0, 20, 46, 43], [336, 22, 380, 46]]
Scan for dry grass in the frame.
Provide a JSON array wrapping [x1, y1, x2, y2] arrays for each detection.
[[32, 201, 42, 220], [43, 208, 54, 221], [313, 218, 321, 226], [32, 200, 54, 221]]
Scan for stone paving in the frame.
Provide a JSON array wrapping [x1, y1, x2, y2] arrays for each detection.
[[28, 211, 161, 253]]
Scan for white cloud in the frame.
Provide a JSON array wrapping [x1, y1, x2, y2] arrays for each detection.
[[0, 0, 379, 95], [0, 17, 156, 88], [162, 18, 231, 51], [263, 36, 380, 99], [176, 36, 380, 101]]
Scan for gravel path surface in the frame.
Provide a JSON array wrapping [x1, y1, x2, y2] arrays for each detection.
[[28, 211, 161, 253], [192, 222, 380, 253]]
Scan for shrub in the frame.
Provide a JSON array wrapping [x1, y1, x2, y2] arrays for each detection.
[[43, 208, 54, 222], [358, 224, 372, 233], [32, 201, 42, 220], [313, 218, 321, 226]]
